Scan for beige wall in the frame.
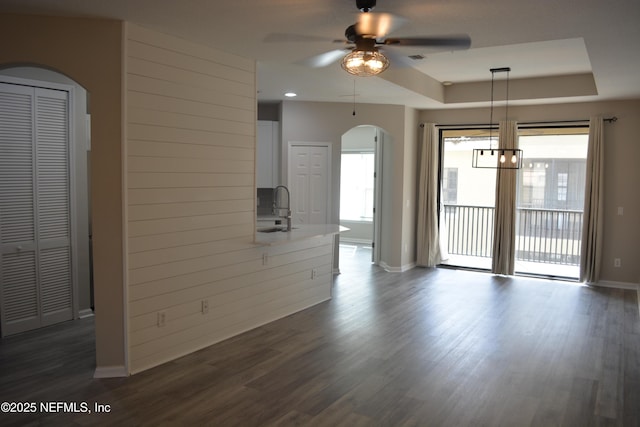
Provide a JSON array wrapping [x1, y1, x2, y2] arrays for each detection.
[[280, 101, 418, 271], [0, 14, 125, 369], [421, 100, 640, 284], [402, 107, 420, 268]]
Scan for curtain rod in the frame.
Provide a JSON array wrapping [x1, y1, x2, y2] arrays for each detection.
[[420, 116, 617, 128]]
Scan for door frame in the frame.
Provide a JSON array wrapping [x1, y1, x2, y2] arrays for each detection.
[[372, 128, 383, 264]]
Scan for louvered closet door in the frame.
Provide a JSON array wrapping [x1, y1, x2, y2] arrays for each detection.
[[0, 84, 39, 335], [0, 83, 73, 336], [35, 88, 72, 327]]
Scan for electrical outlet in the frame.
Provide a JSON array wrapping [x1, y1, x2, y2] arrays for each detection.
[[311, 268, 317, 280], [201, 299, 209, 314], [614, 258, 621, 268], [157, 311, 166, 327]]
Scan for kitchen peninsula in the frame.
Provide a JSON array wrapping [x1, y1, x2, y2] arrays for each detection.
[[255, 224, 347, 246]]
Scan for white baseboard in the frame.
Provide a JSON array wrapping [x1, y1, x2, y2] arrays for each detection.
[[78, 309, 94, 319], [379, 261, 416, 273], [94, 365, 128, 378], [592, 280, 640, 290]]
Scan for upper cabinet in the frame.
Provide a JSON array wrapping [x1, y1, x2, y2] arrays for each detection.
[[257, 120, 280, 188]]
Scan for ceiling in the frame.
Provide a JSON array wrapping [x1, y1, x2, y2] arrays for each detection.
[[1, 0, 639, 109]]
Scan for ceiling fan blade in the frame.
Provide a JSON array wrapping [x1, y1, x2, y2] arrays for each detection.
[[382, 34, 471, 49], [357, 12, 407, 37], [298, 49, 350, 68], [378, 47, 413, 68], [264, 33, 334, 43]]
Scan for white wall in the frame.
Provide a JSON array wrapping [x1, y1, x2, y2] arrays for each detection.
[[125, 24, 334, 373]]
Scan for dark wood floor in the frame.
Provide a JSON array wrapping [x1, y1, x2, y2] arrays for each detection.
[[1, 245, 639, 426]]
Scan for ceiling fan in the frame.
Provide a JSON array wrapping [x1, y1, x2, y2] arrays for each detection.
[[267, 0, 471, 76]]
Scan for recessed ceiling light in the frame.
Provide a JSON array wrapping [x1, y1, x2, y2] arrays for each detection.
[[442, 81, 454, 86], [284, 92, 297, 97]]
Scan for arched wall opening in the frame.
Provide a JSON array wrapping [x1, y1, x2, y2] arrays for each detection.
[[0, 65, 93, 316], [0, 13, 126, 375], [339, 125, 392, 265]]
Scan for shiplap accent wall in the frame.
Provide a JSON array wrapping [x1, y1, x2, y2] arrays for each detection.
[[125, 24, 333, 373]]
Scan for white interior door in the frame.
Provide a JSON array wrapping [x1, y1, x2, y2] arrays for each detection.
[[0, 83, 73, 336], [289, 144, 330, 225]]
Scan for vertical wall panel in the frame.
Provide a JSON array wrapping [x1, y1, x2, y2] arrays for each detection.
[[125, 24, 335, 374]]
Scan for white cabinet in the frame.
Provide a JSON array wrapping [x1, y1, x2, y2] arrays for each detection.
[[257, 120, 279, 188]]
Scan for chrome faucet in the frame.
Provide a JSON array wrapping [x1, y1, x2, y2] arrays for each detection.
[[273, 185, 292, 231]]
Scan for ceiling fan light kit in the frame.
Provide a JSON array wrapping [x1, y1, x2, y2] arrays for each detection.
[[341, 48, 390, 76], [270, 0, 471, 77]]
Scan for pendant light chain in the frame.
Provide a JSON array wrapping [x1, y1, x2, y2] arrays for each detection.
[[490, 70, 495, 150], [472, 67, 523, 169], [352, 79, 357, 116]]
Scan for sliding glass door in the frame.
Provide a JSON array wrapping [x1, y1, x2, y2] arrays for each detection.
[[515, 127, 589, 279], [440, 129, 497, 270], [439, 126, 589, 280]]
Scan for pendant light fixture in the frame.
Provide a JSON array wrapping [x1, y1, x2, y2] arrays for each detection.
[[472, 67, 523, 169]]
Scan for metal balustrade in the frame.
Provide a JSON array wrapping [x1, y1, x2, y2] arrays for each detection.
[[443, 205, 583, 266]]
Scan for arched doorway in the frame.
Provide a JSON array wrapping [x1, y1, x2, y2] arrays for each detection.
[[0, 66, 94, 369], [339, 125, 388, 266]]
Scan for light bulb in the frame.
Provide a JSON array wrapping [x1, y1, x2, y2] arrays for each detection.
[[511, 154, 517, 163], [500, 154, 506, 163]]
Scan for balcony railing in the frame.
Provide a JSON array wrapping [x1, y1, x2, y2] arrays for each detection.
[[443, 205, 583, 266]]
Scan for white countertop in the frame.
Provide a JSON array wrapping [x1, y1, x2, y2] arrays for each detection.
[[254, 224, 348, 246], [257, 215, 281, 221]]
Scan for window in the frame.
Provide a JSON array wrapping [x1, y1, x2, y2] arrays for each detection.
[[442, 168, 458, 204], [340, 152, 375, 221], [520, 165, 546, 208], [557, 173, 568, 201]]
